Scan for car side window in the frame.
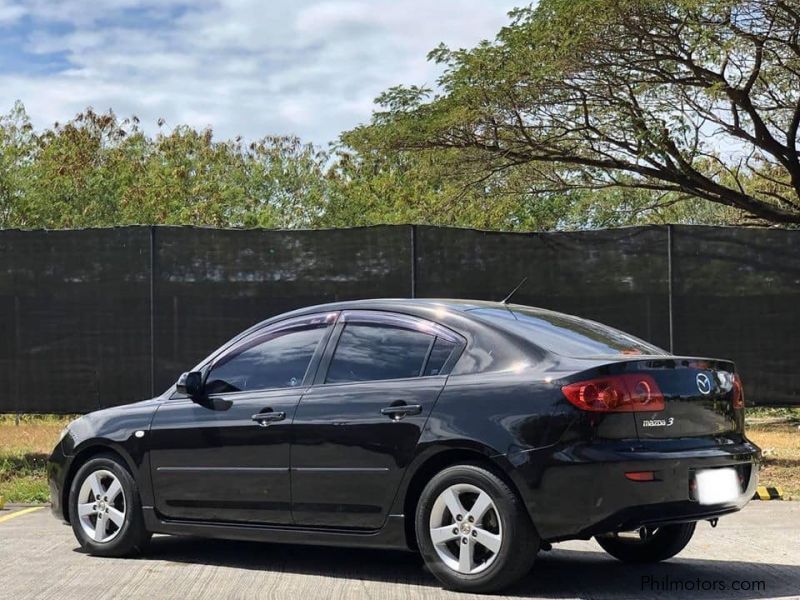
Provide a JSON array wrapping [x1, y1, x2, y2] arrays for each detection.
[[205, 324, 327, 394], [326, 323, 434, 383], [423, 337, 457, 376]]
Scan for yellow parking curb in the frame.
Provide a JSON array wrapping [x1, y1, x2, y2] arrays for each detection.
[[0, 506, 44, 524], [753, 486, 783, 500]]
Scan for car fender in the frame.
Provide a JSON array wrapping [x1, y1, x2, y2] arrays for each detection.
[[59, 398, 160, 510]]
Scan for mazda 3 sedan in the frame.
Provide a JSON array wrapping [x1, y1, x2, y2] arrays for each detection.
[[48, 299, 760, 593]]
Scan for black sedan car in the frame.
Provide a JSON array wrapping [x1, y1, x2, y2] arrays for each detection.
[[48, 299, 760, 593]]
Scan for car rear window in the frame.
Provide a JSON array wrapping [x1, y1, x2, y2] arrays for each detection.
[[469, 307, 664, 357]]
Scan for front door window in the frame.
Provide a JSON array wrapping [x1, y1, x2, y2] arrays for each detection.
[[206, 325, 328, 394]]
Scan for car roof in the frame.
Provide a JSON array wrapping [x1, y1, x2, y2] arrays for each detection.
[[282, 298, 662, 365], [194, 298, 640, 378], [190, 298, 533, 375], [287, 298, 509, 315]]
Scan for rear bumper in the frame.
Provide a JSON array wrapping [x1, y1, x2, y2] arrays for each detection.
[[509, 438, 761, 541]]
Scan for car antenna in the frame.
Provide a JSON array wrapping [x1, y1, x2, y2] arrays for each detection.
[[501, 277, 528, 305]]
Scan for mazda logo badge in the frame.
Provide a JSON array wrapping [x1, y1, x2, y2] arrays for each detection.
[[696, 373, 712, 395]]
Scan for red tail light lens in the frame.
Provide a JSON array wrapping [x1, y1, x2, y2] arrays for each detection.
[[732, 373, 745, 409], [561, 374, 664, 412], [625, 471, 656, 482]]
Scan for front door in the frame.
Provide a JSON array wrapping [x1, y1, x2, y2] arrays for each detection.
[[148, 314, 334, 524], [291, 310, 463, 529]]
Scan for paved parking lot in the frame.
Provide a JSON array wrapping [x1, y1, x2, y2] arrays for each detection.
[[0, 502, 797, 600]]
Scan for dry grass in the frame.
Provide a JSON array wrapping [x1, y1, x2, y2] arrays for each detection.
[[0, 415, 73, 503], [0, 416, 72, 452], [747, 416, 800, 500]]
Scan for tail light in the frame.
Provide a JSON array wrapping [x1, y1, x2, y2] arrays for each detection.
[[561, 374, 664, 412], [732, 373, 745, 409], [625, 471, 656, 482]]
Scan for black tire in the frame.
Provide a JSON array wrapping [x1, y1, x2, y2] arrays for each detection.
[[68, 453, 150, 557], [415, 464, 539, 593], [595, 522, 696, 563]]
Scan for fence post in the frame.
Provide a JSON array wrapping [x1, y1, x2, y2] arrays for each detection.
[[667, 224, 674, 353], [13, 294, 20, 418], [149, 226, 156, 397], [410, 225, 417, 299]]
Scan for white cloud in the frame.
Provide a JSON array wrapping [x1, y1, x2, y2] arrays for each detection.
[[0, 0, 24, 24], [0, 0, 522, 143]]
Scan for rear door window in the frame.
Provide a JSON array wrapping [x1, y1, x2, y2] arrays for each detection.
[[326, 323, 433, 383]]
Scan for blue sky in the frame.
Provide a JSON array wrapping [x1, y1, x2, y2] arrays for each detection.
[[0, 0, 521, 144]]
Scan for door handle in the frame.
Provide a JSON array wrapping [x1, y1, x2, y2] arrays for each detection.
[[251, 411, 286, 426], [380, 403, 422, 420]]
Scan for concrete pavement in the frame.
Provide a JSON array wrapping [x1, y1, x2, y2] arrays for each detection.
[[0, 502, 797, 599]]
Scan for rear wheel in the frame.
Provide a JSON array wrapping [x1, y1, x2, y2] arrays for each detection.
[[68, 454, 150, 557], [595, 522, 696, 563], [415, 464, 538, 593]]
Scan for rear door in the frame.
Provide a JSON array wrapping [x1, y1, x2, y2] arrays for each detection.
[[290, 310, 463, 529]]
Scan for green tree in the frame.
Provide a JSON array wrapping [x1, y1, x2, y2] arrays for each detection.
[[360, 0, 800, 225], [0, 104, 328, 229], [0, 102, 36, 226], [321, 138, 548, 230], [332, 120, 740, 231]]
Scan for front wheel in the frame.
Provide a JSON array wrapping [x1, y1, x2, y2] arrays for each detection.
[[415, 464, 539, 593], [595, 522, 696, 563], [68, 454, 150, 557]]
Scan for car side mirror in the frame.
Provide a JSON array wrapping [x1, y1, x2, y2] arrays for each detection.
[[176, 371, 204, 399]]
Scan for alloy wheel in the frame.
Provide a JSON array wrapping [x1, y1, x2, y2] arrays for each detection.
[[428, 483, 503, 575], [77, 469, 126, 543]]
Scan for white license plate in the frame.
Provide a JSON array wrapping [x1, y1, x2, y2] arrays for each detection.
[[696, 468, 739, 505]]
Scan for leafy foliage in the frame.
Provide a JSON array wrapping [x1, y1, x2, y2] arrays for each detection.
[[362, 0, 800, 225], [0, 102, 327, 229]]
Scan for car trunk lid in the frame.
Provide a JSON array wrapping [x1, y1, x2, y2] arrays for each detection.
[[608, 356, 741, 439]]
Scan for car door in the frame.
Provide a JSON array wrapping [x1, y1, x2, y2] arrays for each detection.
[[148, 312, 337, 525], [291, 310, 464, 529]]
